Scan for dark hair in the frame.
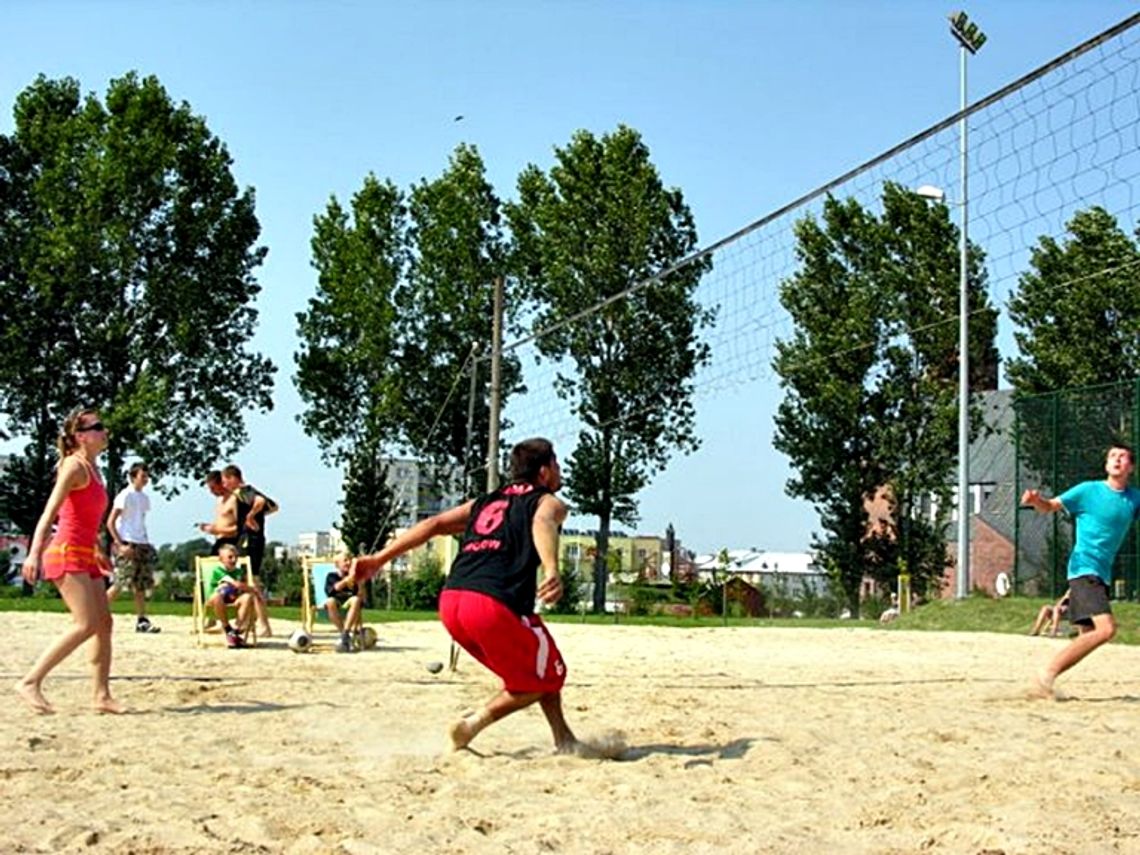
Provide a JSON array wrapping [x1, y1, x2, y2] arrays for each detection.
[[509, 438, 556, 484], [129, 462, 148, 480], [222, 464, 243, 480], [57, 407, 98, 458], [204, 470, 223, 486], [1109, 443, 1135, 465]]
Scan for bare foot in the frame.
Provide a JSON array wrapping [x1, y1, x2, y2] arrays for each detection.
[[554, 738, 593, 757], [259, 626, 273, 638], [14, 681, 54, 715], [1028, 671, 1056, 700], [554, 732, 627, 760], [94, 696, 126, 715], [449, 718, 476, 750]]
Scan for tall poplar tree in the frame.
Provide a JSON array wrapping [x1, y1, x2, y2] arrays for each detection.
[[507, 126, 713, 612], [774, 184, 998, 607], [1007, 206, 1140, 393], [295, 147, 518, 536]]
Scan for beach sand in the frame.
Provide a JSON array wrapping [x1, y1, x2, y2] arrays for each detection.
[[3, 612, 1140, 854]]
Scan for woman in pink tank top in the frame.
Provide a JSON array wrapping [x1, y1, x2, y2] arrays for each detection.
[[16, 407, 123, 715]]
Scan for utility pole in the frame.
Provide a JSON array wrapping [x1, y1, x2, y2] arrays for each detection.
[[485, 276, 504, 492]]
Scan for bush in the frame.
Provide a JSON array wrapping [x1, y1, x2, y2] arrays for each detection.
[[154, 570, 194, 602], [546, 564, 587, 615], [271, 556, 305, 605], [391, 553, 446, 611], [861, 593, 888, 621]]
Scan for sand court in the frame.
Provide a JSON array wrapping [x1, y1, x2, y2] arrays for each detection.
[[3, 612, 1140, 853]]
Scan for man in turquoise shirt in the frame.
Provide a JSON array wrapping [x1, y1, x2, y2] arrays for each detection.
[[1022, 444, 1140, 698]]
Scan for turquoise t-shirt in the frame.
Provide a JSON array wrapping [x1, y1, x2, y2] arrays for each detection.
[[1058, 480, 1140, 584]]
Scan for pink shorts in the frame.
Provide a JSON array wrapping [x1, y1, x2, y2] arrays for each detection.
[[41, 543, 105, 582], [439, 589, 566, 694]]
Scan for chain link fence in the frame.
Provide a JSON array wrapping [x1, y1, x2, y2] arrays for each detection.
[[1015, 378, 1140, 597]]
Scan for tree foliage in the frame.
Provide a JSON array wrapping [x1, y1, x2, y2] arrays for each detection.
[[507, 126, 713, 612], [338, 439, 400, 557], [1007, 206, 1140, 394], [0, 73, 274, 509], [773, 183, 999, 608], [295, 146, 519, 525]]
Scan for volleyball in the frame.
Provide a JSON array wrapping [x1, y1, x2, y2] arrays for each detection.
[[361, 626, 378, 649], [287, 629, 313, 653]]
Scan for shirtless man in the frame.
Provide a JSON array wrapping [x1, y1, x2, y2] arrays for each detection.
[[199, 470, 238, 551], [199, 470, 272, 635]]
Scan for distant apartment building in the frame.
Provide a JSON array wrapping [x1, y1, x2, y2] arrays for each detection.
[[295, 528, 344, 559], [383, 457, 464, 529], [560, 530, 689, 582], [293, 458, 462, 559]]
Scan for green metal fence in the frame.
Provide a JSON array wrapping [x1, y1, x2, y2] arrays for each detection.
[[1014, 378, 1140, 598]]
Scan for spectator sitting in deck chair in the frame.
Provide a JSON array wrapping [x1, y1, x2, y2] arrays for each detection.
[[206, 544, 256, 649], [327, 553, 364, 654]]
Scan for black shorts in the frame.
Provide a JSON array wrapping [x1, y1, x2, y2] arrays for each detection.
[[1068, 575, 1111, 625]]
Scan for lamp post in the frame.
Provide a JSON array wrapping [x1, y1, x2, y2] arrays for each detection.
[[947, 11, 986, 599]]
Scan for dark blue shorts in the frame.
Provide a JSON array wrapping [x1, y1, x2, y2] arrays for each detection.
[[1068, 575, 1110, 625]]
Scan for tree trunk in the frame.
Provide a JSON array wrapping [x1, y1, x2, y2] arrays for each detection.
[[592, 515, 611, 614]]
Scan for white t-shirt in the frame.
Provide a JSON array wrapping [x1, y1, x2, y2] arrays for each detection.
[[112, 487, 150, 544]]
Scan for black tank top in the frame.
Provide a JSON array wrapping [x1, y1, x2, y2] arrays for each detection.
[[445, 482, 550, 616]]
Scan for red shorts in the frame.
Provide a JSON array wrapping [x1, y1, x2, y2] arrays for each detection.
[[42, 542, 106, 582], [439, 589, 566, 694]]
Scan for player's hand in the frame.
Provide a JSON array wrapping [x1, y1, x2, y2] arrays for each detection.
[[538, 571, 563, 605], [197, 522, 211, 534], [21, 554, 39, 585], [1020, 489, 1040, 507], [245, 518, 260, 533]]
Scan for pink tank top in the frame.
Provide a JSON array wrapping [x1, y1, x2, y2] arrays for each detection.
[[53, 458, 108, 547]]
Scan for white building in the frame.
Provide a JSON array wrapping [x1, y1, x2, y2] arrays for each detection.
[[383, 457, 464, 529], [295, 528, 344, 559], [692, 549, 828, 594]]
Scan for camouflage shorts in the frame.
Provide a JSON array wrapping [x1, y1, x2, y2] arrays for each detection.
[[113, 542, 157, 591]]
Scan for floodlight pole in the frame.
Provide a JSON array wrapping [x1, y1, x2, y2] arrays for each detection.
[[948, 11, 986, 599]]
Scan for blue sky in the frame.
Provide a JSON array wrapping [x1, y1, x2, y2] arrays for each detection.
[[4, 1, 1137, 554]]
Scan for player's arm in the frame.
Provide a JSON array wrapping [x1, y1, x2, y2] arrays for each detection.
[[1020, 489, 1063, 513], [534, 494, 568, 605], [345, 500, 476, 586], [107, 505, 125, 552]]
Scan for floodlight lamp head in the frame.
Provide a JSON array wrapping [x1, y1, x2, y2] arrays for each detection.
[[915, 184, 946, 202]]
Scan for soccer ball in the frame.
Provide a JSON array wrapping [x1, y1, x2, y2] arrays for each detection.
[[361, 626, 378, 650], [287, 629, 313, 653]]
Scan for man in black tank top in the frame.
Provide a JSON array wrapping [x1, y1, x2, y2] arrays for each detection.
[[342, 438, 585, 754]]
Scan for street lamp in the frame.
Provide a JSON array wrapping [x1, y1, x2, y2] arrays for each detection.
[[947, 11, 986, 599]]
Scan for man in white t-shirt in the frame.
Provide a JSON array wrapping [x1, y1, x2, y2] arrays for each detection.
[[107, 462, 161, 633]]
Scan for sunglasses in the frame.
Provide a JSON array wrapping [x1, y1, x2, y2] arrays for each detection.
[[76, 421, 105, 433]]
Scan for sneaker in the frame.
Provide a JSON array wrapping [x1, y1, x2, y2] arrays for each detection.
[[335, 632, 353, 653], [226, 629, 249, 649], [135, 617, 161, 634]]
